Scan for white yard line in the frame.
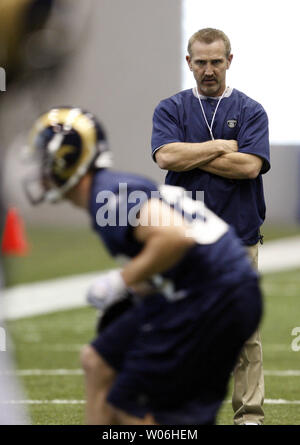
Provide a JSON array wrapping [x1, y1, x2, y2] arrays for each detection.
[[2, 399, 300, 405], [264, 370, 300, 376], [0, 400, 85, 405], [2, 237, 300, 320], [12, 369, 84, 376], [264, 399, 300, 405], [1, 369, 300, 377]]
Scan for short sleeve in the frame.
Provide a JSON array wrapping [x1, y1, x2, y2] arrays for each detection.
[[151, 100, 184, 161], [237, 104, 270, 174]]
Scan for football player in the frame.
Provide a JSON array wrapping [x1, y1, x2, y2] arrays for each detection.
[[24, 106, 262, 425]]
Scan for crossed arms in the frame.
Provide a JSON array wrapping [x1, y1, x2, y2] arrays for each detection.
[[155, 140, 263, 180]]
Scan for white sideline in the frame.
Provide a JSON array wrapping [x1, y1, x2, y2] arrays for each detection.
[[2, 271, 101, 320], [258, 236, 300, 273], [2, 236, 300, 320]]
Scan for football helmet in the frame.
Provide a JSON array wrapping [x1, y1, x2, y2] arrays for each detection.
[[24, 107, 113, 204]]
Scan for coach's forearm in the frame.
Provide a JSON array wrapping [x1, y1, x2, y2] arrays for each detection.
[[199, 152, 263, 179], [155, 141, 231, 172]]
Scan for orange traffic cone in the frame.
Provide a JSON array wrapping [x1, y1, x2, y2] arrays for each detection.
[[1, 207, 29, 256]]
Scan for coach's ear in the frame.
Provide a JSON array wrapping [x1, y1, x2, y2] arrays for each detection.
[[186, 55, 193, 71], [227, 54, 233, 69]]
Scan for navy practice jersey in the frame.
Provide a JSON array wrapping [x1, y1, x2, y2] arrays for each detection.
[[151, 88, 270, 245], [89, 169, 257, 302]]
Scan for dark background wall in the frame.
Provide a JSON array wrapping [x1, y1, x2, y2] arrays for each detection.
[[1, 0, 182, 225], [1, 0, 298, 226]]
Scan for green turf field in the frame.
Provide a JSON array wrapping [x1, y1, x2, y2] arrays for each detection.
[[3, 223, 300, 287], [3, 225, 300, 425], [6, 269, 300, 425], [3, 226, 117, 287]]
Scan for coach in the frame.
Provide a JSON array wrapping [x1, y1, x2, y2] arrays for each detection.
[[151, 28, 270, 425]]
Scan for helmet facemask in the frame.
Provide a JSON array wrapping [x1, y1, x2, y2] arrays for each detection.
[[23, 107, 112, 204]]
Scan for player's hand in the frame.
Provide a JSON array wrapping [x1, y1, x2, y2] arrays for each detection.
[[86, 270, 128, 312], [216, 139, 238, 154]]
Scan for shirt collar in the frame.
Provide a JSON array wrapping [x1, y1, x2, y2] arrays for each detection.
[[192, 86, 233, 100]]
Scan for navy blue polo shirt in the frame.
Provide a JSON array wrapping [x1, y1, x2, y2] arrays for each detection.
[[151, 88, 270, 245]]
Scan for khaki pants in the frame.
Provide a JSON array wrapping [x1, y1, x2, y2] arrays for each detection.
[[232, 243, 264, 425]]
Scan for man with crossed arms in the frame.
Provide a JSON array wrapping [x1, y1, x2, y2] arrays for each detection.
[[151, 28, 270, 425]]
